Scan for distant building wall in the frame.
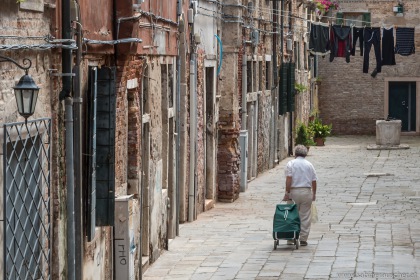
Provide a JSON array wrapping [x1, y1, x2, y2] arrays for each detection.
[[319, 1, 420, 135]]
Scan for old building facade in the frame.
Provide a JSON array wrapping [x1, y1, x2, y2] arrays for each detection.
[[318, 0, 420, 135], [0, 0, 315, 279]]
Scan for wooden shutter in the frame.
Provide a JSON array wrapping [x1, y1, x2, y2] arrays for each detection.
[[87, 67, 98, 240], [279, 63, 288, 115], [95, 66, 117, 226], [287, 63, 295, 112]]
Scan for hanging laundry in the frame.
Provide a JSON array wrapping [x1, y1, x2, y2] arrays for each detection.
[[309, 22, 330, 55], [330, 25, 352, 63], [351, 27, 364, 56], [363, 27, 381, 74], [381, 27, 396, 66], [395, 27, 415, 56]]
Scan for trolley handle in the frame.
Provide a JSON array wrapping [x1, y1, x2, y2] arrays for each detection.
[[280, 199, 295, 204]]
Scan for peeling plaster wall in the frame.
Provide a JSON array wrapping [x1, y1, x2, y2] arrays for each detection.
[[144, 57, 169, 263], [82, 228, 112, 280], [257, 89, 273, 173], [195, 51, 206, 214]]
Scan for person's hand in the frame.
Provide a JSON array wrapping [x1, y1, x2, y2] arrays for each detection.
[[312, 193, 316, 201], [283, 193, 290, 201]]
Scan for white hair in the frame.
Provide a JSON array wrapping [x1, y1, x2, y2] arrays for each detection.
[[295, 145, 308, 157]]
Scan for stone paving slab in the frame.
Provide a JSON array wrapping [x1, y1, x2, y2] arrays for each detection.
[[143, 136, 420, 279]]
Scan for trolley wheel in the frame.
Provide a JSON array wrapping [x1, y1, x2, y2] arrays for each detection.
[[274, 240, 278, 250], [295, 238, 299, 249]]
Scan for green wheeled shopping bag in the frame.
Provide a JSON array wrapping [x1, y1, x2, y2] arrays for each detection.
[[272, 201, 301, 249]]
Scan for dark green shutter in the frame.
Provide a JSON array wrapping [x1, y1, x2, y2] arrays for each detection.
[[279, 63, 288, 115], [95, 66, 116, 226], [287, 63, 295, 112], [87, 67, 98, 240], [336, 12, 344, 25], [362, 13, 371, 27]]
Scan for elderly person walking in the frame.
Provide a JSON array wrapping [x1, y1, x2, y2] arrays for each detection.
[[283, 145, 317, 246]]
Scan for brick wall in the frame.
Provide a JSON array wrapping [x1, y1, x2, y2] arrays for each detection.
[[217, 49, 241, 202]]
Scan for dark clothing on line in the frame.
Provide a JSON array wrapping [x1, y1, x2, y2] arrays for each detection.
[[330, 25, 352, 63], [381, 27, 396, 66], [395, 27, 415, 56], [363, 27, 381, 74], [351, 27, 364, 56], [309, 23, 330, 55]]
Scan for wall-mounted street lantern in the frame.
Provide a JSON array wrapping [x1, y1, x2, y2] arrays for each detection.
[[0, 54, 40, 121]]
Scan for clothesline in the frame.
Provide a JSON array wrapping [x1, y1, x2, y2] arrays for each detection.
[[309, 22, 415, 77], [311, 21, 417, 30]]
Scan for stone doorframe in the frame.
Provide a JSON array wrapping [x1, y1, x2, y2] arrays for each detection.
[[384, 77, 420, 135]]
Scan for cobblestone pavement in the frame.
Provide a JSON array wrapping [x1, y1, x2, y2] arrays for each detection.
[[143, 136, 420, 280]]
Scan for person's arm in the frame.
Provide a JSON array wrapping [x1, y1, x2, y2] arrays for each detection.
[[312, 180, 317, 201], [284, 176, 292, 201]]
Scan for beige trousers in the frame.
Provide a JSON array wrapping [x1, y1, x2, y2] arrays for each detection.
[[290, 188, 312, 241]]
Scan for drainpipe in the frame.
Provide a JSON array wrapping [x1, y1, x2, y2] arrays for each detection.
[[61, 0, 75, 279], [139, 55, 146, 280], [188, 0, 197, 222], [179, 17, 187, 223], [271, 0, 279, 168], [280, 0, 284, 60], [239, 46, 248, 192], [73, 1, 83, 279], [176, 0, 182, 236], [279, 0, 289, 158], [188, 52, 197, 222], [288, 2, 293, 156]]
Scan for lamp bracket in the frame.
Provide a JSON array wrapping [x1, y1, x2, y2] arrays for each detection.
[[0, 54, 32, 74]]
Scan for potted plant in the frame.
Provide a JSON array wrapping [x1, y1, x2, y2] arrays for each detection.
[[295, 123, 315, 149], [308, 118, 332, 146], [309, 108, 319, 122]]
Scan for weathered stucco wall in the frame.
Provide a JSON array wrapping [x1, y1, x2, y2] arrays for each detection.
[[195, 51, 206, 215]]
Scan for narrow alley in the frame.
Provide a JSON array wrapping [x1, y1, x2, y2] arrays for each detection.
[[143, 136, 420, 280]]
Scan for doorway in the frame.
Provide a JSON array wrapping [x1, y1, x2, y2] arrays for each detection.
[[204, 65, 216, 207], [388, 82, 416, 132]]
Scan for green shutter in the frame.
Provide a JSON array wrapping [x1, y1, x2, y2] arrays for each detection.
[[362, 13, 371, 27], [279, 63, 288, 115], [287, 63, 295, 112], [336, 12, 344, 25], [87, 67, 98, 240], [95, 66, 116, 227]]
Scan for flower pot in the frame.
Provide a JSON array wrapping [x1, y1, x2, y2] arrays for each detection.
[[314, 137, 325, 146]]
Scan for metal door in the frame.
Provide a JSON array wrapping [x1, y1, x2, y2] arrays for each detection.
[[389, 82, 416, 132]]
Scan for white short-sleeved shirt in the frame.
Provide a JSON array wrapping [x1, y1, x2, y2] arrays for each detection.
[[285, 156, 317, 188]]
